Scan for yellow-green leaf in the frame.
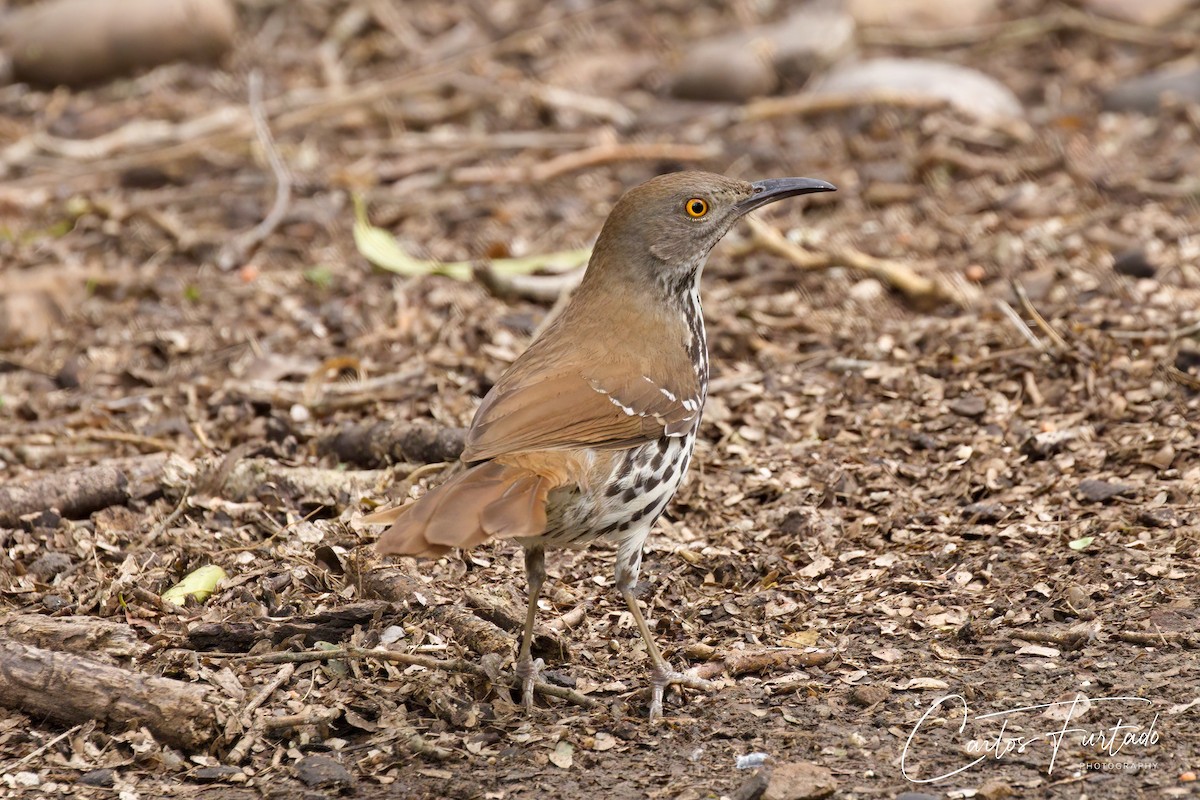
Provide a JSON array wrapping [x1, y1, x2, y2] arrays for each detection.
[[1068, 536, 1095, 551], [162, 565, 227, 606], [352, 195, 590, 281]]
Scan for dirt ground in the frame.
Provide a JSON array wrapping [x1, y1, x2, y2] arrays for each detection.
[[1, 0, 1199, 798]]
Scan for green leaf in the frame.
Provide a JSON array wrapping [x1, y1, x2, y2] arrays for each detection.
[[304, 265, 335, 288], [1068, 536, 1095, 551], [162, 564, 227, 605]]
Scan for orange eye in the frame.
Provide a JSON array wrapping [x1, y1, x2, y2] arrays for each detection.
[[684, 198, 709, 218]]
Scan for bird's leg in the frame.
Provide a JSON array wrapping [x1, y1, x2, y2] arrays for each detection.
[[617, 549, 714, 722], [514, 545, 546, 710]]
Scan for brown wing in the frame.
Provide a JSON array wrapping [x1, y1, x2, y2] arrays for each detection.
[[460, 357, 701, 464]]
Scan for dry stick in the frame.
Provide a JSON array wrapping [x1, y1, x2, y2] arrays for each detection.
[[1108, 318, 1200, 341], [11, 724, 85, 770], [234, 646, 602, 710], [858, 7, 1189, 50], [1011, 279, 1071, 352], [744, 91, 950, 123], [227, 662, 297, 764], [995, 298, 1045, 350], [142, 479, 191, 548], [744, 216, 948, 307], [260, 707, 343, 731], [451, 141, 721, 185], [72, 429, 180, 454], [219, 71, 293, 271], [1117, 630, 1197, 647]]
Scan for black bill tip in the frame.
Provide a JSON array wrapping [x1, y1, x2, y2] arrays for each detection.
[[738, 177, 837, 215]]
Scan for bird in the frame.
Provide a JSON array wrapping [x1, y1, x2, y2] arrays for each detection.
[[361, 170, 835, 720]]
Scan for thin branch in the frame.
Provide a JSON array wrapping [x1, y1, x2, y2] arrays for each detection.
[[219, 71, 293, 270], [744, 216, 951, 308], [1012, 279, 1070, 352], [995, 298, 1045, 350]]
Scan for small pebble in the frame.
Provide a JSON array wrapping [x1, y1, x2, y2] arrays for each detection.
[[28, 552, 73, 581], [949, 396, 987, 418], [79, 769, 116, 788], [1077, 478, 1135, 503], [1112, 249, 1157, 278]]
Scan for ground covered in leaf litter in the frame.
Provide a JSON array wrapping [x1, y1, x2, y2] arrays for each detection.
[[1, 0, 1199, 798]]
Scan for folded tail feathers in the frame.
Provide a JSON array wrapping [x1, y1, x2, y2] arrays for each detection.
[[372, 461, 552, 556]]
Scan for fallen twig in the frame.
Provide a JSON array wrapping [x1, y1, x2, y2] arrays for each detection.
[[1012, 279, 1070, 353], [745, 217, 950, 308], [857, 7, 1192, 50], [227, 663, 296, 764], [218, 71, 293, 270], [1117, 630, 1198, 648], [450, 141, 720, 185], [995, 298, 1045, 351]]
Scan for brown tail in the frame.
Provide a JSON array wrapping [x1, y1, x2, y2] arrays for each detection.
[[368, 462, 551, 556]]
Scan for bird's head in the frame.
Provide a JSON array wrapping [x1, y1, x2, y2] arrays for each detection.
[[587, 170, 835, 296]]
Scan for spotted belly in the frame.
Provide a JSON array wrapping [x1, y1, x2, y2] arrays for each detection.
[[532, 435, 695, 551]]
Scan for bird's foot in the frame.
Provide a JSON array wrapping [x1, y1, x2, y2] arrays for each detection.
[[648, 665, 715, 722], [514, 656, 545, 710]]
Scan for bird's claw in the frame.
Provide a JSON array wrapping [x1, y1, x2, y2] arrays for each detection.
[[514, 656, 544, 710], [648, 666, 715, 722]]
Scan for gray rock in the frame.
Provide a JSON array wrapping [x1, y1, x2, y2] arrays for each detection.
[[1077, 478, 1135, 503], [78, 769, 116, 787], [671, 2, 855, 102], [848, 0, 997, 29], [949, 396, 987, 418], [809, 58, 1023, 121], [28, 551, 73, 581], [1081, 0, 1195, 27], [1103, 64, 1200, 114]]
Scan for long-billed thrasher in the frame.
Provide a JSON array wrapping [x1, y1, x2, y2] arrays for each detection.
[[362, 171, 835, 720]]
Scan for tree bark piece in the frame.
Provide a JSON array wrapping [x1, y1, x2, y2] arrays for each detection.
[[463, 587, 566, 661], [317, 420, 466, 468], [0, 639, 222, 751], [429, 605, 512, 657], [1, 614, 149, 662], [345, 548, 422, 604], [186, 602, 394, 652], [0, 464, 129, 526]]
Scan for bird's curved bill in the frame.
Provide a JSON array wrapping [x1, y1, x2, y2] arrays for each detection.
[[738, 177, 836, 214]]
